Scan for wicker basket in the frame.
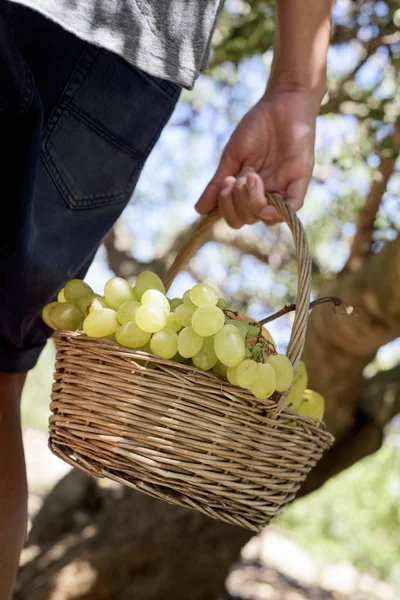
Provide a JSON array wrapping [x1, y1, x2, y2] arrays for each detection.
[[49, 195, 334, 532]]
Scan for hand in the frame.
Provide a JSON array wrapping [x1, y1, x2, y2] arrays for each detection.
[[195, 86, 319, 228]]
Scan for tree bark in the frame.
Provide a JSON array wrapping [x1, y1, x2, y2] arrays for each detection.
[[298, 237, 400, 495], [303, 236, 400, 439]]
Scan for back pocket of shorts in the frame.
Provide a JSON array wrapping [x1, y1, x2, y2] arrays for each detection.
[[41, 45, 179, 210]]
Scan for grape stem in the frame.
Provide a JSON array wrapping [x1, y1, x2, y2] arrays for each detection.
[[259, 296, 354, 326]]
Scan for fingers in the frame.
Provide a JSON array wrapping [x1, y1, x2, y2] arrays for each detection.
[[285, 177, 309, 212], [195, 151, 238, 215], [245, 173, 270, 218], [259, 204, 281, 223], [197, 159, 309, 228], [220, 169, 270, 229]]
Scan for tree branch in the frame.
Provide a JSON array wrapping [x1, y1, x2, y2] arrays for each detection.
[[302, 235, 400, 440], [360, 363, 400, 426], [320, 42, 376, 116], [103, 224, 166, 280], [104, 217, 293, 286], [103, 220, 197, 281], [344, 125, 400, 272], [321, 25, 398, 117], [211, 220, 274, 265]]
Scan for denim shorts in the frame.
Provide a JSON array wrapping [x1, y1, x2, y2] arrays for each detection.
[[0, 2, 180, 373]]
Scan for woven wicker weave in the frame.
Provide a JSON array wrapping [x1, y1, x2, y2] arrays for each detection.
[[49, 195, 334, 532]]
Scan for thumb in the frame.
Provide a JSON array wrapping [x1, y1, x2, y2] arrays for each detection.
[[195, 151, 239, 215]]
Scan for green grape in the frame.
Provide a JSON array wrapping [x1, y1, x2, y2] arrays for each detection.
[[247, 324, 261, 338], [141, 289, 170, 315], [169, 298, 182, 311], [175, 304, 196, 327], [226, 319, 248, 339], [258, 363, 277, 385], [42, 302, 58, 329], [266, 354, 294, 392], [190, 283, 218, 307], [166, 312, 182, 333], [134, 271, 165, 300], [250, 363, 277, 399], [217, 298, 228, 310], [182, 289, 196, 307], [212, 360, 228, 378], [227, 366, 239, 386], [236, 359, 258, 388], [87, 298, 107, 313], [50, 302, 84, 331], [213, 324, 245, 367], [83, 308, 119, 338], [104, 277, 135, 310], [117, 300, 141, 324], [115, 321, 151, 348], [192, 336, 217, 371], [135, 304, 167, 333], [150, 328, 178, 359], [78, 293, 104, 314], [251, 379, 272, 400], [64, 279, 93, 305], [244, 347, 252, 359], [57, 288, 66, 303], [296, 389, 324, 420], [191, 306, 225, 337], [177, 327, 204, 358]]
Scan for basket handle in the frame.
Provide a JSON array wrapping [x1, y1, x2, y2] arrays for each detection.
[[164, 194, 312, 371]]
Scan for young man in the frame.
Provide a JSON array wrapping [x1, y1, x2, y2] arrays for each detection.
[[0, 0, 333, 596]]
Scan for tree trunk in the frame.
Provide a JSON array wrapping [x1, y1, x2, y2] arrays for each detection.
[[299, 236, 400, 495]]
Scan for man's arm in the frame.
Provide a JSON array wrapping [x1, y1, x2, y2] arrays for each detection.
[[196, 0, 333, 227], [269, 0, 332, 104]]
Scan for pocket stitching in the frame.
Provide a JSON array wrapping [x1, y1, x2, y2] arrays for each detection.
[[67, 103, 144, 161], [42, 149, 138, 209], [43, 129, 143, 208], [43, 110, 143, 202]]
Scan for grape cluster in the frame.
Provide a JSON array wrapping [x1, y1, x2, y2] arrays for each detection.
[[42, 272, 324, 414]]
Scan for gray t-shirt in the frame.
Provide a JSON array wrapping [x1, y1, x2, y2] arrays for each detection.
[[10, 0, 224, 89]]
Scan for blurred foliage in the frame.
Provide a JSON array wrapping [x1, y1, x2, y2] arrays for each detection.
[[211, 1, 276, 66]]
